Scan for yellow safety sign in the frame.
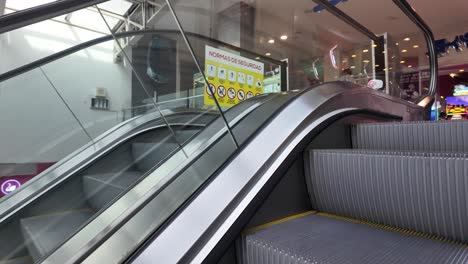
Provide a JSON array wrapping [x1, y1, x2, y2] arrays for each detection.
[[204, 46, 264, 108]]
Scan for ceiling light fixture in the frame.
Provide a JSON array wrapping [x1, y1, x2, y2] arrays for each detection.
[[280, 35, 288, 40], [268, 39, 275, 44], [351, 54, 357, 58], [363, 49, 369, 53], [404, 37, 410, 41], [402, 49, 407, 53], [255, 57, 260, 60], [408, 65, 413, 68], [460, 69, 465, 72], [400, 60, 406, 64], [375, 64, 380, 67], [450, 73, 456, 77], [396, 42, 399, 46], [372, 44, 378, 48], [265, 52, 271, 56], [413, 45, 419, 48], [350, 66, 356, 69], [363, 60, 370, 63]]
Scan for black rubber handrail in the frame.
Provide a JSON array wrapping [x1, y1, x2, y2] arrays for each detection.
[[0, 0, 110, 34], [393, 0, 438, 98], [0, 29, 286, 83]]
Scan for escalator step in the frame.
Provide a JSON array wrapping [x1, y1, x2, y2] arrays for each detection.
[[306, 149, 468, 243], [83, 171, 142, 210], [20, 210, 93, 262], [352, 120, 468, 152], [239, 212, 468, 264], [132, 142, 178, 172]]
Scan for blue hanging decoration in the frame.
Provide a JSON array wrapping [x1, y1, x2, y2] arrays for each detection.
[[434, 32, 468, 57]]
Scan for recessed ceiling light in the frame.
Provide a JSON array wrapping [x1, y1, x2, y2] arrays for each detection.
[[363, 60, 370, 63], [265, 52, 271, 56], [351, 54, 357, 58], [350, 66, 356, 69], [413, 45, 419, 48], [402, 49, 408, 53], [375, 64, 380, 67], [280, 35, 288, 40], [268, 39, 275, 44], [396, 42, 399, 46], [372, 44, 378, 48], [404, 37, 410, 41], [460, 69, 465, 72], [363, 49, 369, 53], [408, 65, 413, 68], [450, 73, 456, 77], [255, 57, 260, 60], [400, 60, 406, 64]]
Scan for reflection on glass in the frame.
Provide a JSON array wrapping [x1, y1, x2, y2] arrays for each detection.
[[0, 67, 93, 201], [167, 0, 375, 92], [0, 1, 241, 262], [334, 0, 431, 99]]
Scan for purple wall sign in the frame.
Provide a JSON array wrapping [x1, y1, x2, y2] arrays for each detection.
[[1, 179, 21, 196]]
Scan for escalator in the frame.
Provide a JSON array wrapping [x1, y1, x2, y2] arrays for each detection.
[[3, 0, 464, 263], [0, 109, 218, 263], [0, 90, 281, 264], [120, 81, 468, 264], [239, 121, 468, 263], [2, 78, 465, 264], [5, 76, 464, 264]]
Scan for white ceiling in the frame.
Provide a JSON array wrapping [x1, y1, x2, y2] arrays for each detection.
[[408, 0, 468, 38]]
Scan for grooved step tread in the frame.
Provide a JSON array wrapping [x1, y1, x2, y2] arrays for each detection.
[[240, 213, 468, 264], [307, 149, 468, 243], [352, 120, 468, 152]]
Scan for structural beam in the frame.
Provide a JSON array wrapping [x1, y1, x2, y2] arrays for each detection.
[[0, 0, 110, 34]]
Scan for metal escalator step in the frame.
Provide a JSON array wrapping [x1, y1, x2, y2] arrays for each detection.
[[132, 142, 179, 172], [83, 171, 142, 210], [20, 210, 93, 262], [352, 120, 468, 152], [239, 213, 468, 264], [306, 149, 468, 243]]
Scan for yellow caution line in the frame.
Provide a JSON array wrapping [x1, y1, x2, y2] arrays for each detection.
[[243, 211, 317, 234], [317, 212, 467, 247]]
